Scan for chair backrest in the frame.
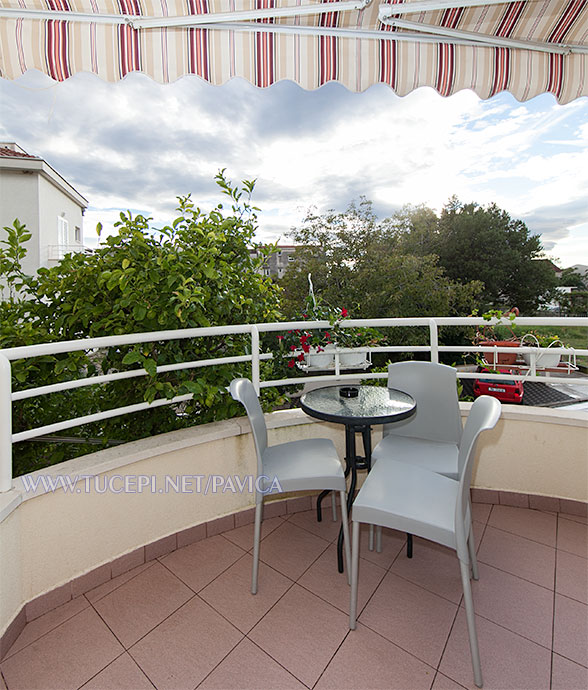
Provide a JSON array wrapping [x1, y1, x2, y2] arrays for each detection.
[[229, 378, 268, 473], [383, 361, 463, 444], [455, 395, 501, 560]]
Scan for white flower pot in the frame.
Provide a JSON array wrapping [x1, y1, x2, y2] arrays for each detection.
[[306, 346, 334, 368], [522, 351, 561, 369], [338, 349, 366, 367]]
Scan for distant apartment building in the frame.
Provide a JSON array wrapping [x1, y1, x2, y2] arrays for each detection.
[[0, 143, 88, 276], [250, 245, 297, 279]]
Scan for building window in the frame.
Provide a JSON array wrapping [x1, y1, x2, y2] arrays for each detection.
[[74, 226, 81, 243], [58, 216, 69, 246]]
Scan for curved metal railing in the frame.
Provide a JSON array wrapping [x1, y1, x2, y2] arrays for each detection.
[[1, 315, 586, 492]]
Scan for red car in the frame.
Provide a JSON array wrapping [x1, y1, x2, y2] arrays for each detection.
[[473, 368, 524, 404]]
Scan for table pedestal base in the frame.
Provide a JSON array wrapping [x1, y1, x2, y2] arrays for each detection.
[[316, 425, 372, 573]]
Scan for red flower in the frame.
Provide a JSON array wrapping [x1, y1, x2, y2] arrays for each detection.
[[290, 345, 297, 351], [297, 353, 305, 362], [287, 359, 295, 368], [277, 335, 284, 341], [302, 344, 310, 353], [341, 308, 348, 318], [324, 332, 330, 340]]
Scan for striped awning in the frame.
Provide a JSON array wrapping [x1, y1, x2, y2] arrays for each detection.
[[1, 1, 587, 103]]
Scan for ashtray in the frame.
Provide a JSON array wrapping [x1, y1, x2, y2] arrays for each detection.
[[339, 386, 359, 398]]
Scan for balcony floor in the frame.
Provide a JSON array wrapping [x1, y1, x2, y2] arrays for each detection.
[[1, 503, 586, 690]]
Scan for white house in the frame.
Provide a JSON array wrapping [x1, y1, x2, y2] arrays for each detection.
[[0, 143, 88, 276]]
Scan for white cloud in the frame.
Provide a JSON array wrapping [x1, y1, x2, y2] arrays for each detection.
[[2, 71, 587, 268]]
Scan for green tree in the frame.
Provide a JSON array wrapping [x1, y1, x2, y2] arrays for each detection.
[[1, 172, 283, 475], [559, 267, 587, 289], [280, 199, 482, 322], [434, 198, 556, 313]]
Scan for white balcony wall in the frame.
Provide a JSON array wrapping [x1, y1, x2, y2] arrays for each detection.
[[1, 405, 586, 643]]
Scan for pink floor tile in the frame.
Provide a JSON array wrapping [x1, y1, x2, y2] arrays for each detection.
[[286, 508, 342, 542], [431, 671, 468, 689], [471, 502, 492, 524], [389, 538, 464, 604], [298, 543, 386, 615], [198, 638, 306, 689], [84, 562, 154, 604], [3, 596, 89, 659], [0, 607, 123, 690], [359, 571, 458, 667], [92, 561, 193, 647], [129, 596, 242, 690], [553, 594, 588, 668], [469, 562, 554, 648], [358, 524, 407, 569], [488, 506, 557, 547], [557, 517, 588, 559], [477, 525, 556, 589], [160, 533, 247, 592], [199, 553, 293, 633], [556, 550, 588, 604], [80, 652, 154, 689], [248, 584, 349, 688], [222, 516, 285, 551], [257, 520, 331, 580], [439, 608, 551, 690], [551, 652, 588, 690], [315, 622, 434, 690]]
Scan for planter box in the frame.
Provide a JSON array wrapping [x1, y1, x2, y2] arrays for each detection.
[[480, 340, 520, 365], [338, 349, 367, 367], [522, 351, 562, 369]]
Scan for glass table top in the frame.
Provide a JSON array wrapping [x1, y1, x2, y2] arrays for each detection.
[[300, 385, 416, 426]]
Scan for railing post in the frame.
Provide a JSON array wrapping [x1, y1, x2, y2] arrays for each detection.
[[429, 319, 439, 363], [251, 326, 260, 395], [0, 353, 13, 492]]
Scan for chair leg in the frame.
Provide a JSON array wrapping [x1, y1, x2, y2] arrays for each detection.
[[349, 520, 361, 629], [468, 523, 479, 581], [332, 492, 338, 522], [368, 524, 374, 551], [251, 500, 263, 595], [459, 559, 483, 688], [339, 491, 352, 586], [376, 525, 383, 553]]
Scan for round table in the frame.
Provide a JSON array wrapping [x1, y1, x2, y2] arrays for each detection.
[[300, 385, 416, 572]]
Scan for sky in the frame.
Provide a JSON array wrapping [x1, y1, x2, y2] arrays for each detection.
[[1, 69, 587, 269]]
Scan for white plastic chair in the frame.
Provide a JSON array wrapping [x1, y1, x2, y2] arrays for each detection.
[[372, 361, 463, 478], [229, 378, 351, 594], [370, 361, 463, 553], [349, 395, 501, 688]]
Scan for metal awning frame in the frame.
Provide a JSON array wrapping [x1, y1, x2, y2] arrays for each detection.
[[1, 0, 587, 56]]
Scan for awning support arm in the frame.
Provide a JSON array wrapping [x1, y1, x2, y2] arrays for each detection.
[[379, 12, 588, 55], [0, 1, 372, 29]]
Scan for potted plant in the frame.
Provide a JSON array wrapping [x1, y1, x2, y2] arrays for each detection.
[[474, 307, 520, 365], [335, 325, 384, 367], [520, 332, 567, 369]]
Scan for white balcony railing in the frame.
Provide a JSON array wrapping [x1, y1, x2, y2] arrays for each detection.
[[1, 316, 587, 493]]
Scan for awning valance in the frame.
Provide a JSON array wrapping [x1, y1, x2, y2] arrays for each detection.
[[1, 1, 587, 103]]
